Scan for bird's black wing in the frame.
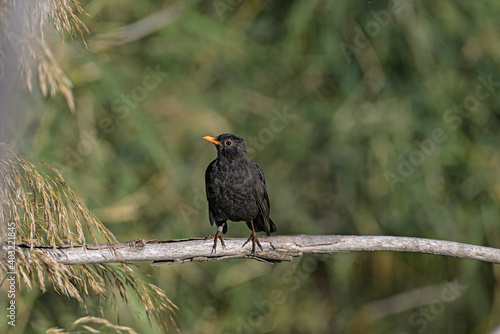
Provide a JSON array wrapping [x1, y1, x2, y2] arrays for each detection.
[[205, 159, 229, 234], [251, 162, 277, 235], [208, 207, 215, 226], [205, 160, 217, 227]]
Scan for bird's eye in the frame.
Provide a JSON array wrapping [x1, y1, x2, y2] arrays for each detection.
[[225, 139, 232, 146]]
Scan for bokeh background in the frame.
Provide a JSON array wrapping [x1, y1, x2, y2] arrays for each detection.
[[2, 0, 500, 333]]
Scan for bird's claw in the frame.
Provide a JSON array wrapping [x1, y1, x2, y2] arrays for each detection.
[[210, 230, 225, 254], [243, 233, 263, 255]]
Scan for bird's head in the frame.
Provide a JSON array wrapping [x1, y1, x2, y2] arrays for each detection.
[[203, 133, 247, 159]]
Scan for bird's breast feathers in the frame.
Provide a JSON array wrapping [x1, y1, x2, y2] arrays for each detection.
[[205, 159, 260, 220]]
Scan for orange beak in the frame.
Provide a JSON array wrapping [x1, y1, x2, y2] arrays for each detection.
[[203, 136, 222, 146]]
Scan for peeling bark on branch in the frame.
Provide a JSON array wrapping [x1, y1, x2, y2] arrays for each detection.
[[10, 235, 500, 266]]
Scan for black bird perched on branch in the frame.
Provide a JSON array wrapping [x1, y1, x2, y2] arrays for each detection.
[[203, 133, 277, 254]]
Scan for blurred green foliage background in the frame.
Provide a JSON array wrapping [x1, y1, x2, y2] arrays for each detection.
[[3, 0, 500, 333]]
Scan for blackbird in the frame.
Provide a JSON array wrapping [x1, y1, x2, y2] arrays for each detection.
[[203, 133, 277, 254]]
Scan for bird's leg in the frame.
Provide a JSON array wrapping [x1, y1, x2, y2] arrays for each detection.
[[242, 220, 263, 255], [211, 223, 226, 254]]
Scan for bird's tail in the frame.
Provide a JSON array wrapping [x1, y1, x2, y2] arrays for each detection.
[[268, 218, 277, 234], [252, 215, 277, 235]]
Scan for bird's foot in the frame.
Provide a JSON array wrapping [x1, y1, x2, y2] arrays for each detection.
[[242, 232, 263, 255], [209, 229, 225, 254]]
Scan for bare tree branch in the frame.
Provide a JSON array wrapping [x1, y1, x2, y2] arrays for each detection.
[[8, 235, 500, 266]]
